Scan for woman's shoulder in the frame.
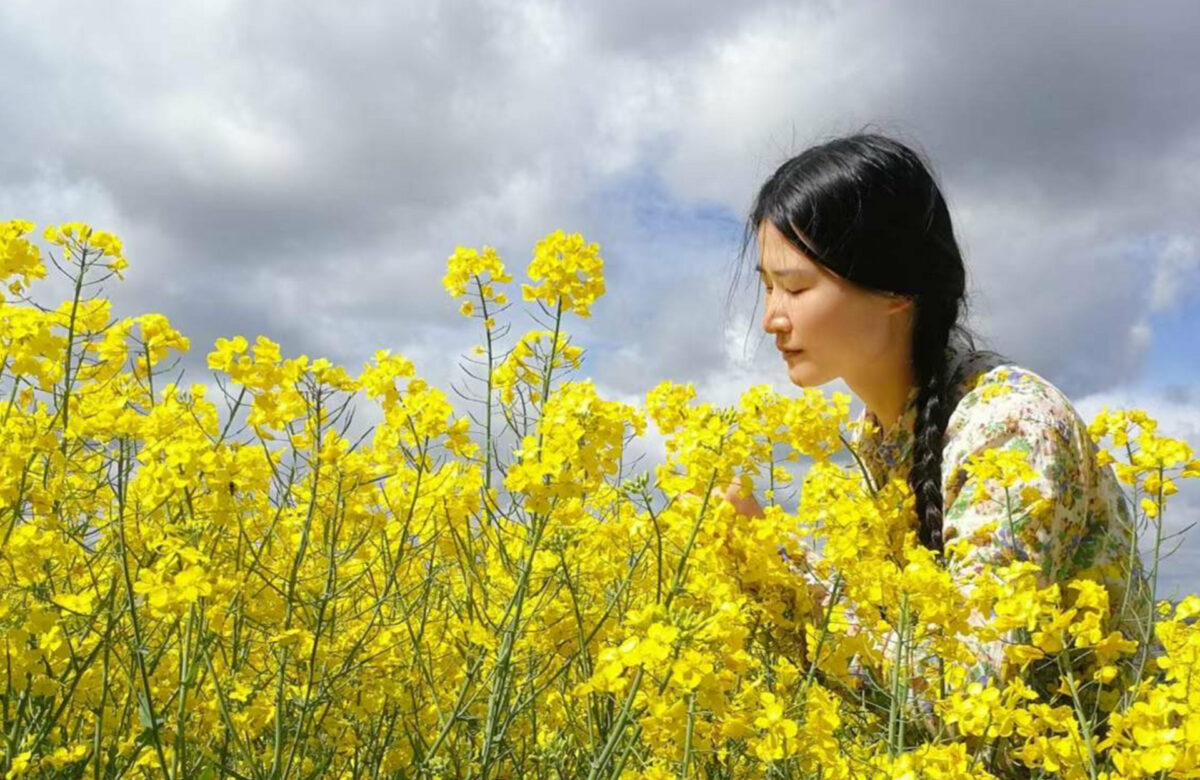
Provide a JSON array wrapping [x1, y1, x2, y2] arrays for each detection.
[[945, 360, 1086, 452], [940, 357, 1143, 605]]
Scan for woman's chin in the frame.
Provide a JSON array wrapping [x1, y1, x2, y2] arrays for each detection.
[[785, 361, 828, 388], [785, 365, 810, 386]]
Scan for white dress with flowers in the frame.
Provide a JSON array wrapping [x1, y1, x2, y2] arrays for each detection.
[[846, 353, 1150, 687]]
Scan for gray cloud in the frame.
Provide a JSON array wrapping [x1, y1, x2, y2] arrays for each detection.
[[2, 0, 1198, 587], [650, 1, 1200, 398]]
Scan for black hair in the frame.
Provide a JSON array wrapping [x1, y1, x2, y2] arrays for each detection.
[[733, 130, 1012, 555]]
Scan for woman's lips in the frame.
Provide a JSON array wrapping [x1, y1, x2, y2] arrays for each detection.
[[781, 349, 804, 358]]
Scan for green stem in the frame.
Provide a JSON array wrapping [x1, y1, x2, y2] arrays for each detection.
[[1126, 465, 1165, 703], [1056, 653, 1100, 780], [678, 691, 697, 779], [887, 593, 910, 758], [473, 276, 497, 495], [585, 466, 724, 780], [270, 391, 324, 780], [115, 438, 173, 780]]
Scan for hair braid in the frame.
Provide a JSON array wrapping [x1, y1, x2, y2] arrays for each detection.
[[909, 304, 955, 555]]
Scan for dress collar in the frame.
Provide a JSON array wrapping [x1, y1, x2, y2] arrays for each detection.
[[863, 383, 922, 442], [855, 383, 921, 489], [851, 348, 1010, 488]]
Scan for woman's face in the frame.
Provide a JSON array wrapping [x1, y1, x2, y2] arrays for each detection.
[[757, 221, 913, 388]]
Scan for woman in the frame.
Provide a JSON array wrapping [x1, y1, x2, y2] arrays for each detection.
[[722, 131, 1150, 690]]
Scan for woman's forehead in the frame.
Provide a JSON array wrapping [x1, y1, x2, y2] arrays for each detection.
[[756, 222, 820, 275]]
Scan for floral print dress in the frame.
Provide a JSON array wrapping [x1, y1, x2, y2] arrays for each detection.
[[845, 351, 1151, 687]]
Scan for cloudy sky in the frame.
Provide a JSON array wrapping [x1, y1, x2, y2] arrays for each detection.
[[2, 0, 1198, 595]]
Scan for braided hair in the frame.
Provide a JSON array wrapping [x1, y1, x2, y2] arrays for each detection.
[[734, 131, 1010, 555]]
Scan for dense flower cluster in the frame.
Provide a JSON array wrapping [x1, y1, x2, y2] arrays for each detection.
[[444, 245, 511, 324], [522, 230, 605, 317], [0, 218, 1197, 780]]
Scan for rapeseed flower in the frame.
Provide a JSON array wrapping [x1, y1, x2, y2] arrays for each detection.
[[0, 218, 1195, 780]]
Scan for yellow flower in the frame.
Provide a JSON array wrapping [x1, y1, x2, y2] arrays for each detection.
[[5, 215, 1199, 780], [522, 230, 606, 317], [671, 649, 713, 691], [5, 750, 33, 779], [0, 219, 47, 295], [51, 592, 96, 615], [443, 245, 511, 298]]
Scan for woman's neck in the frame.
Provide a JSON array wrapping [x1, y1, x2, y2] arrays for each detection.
[[848, 360, 916, 435]]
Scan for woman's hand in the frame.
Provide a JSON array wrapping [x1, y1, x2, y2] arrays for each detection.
[[709, 476, 765, 519]]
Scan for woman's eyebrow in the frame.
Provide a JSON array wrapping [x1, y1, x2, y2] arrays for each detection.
[[755, 263, 805, 277]]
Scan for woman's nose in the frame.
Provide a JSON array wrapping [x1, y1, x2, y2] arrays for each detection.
[[762, 303, 789, 334]]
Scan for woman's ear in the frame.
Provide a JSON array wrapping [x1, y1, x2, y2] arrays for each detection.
[[883, 291, 915, 315]]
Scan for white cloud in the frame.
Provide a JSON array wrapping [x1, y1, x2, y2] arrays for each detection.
[[1149, 235, 1200, 314], [2, 0, 1199, 598], [1075, 385, 1200, 445]]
